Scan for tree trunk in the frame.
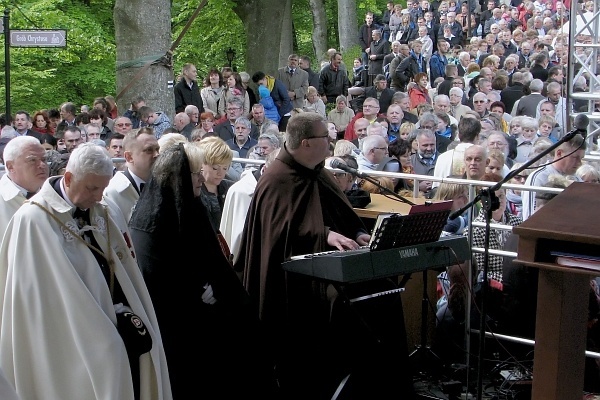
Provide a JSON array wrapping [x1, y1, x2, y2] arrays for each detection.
[[279, 0, 293, 67], [114, 0, 174, 120], [338, 0, 359, 53], [233, 0, 285, 77], [309, 0, 327, 63]]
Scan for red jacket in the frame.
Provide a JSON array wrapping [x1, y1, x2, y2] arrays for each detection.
[[343, 112, 384, 141], [408, 86, 431, 110]]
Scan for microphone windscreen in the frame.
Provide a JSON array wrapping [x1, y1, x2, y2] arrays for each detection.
[[573, 114, 589, 131], [330, 158, 342, 169]]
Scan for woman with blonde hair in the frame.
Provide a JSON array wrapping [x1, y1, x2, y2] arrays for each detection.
[[358, 176, 395, 194], [303, 86, 326, 117], [395, 13, 417, 44], [197, 136, 236, 231], [433, 181, 469, 235], [482, 54, 500, 72], [333, 139, 359, 157]]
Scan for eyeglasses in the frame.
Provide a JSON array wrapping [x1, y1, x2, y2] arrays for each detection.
[[473, 100, 487, 104], [363, 105, 379, 109], [227, 107, 241, 112], [306, 133, 330, 141], [116, 123, 132, 127]]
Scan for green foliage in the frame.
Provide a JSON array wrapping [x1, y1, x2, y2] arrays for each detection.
[[0, 0, 116, 113], [0, 0, 390, 115], [343, 44, 362, 68], [356, 0, 391, 25], [292, 0, 314, 59], [171, 0, 244, 79]]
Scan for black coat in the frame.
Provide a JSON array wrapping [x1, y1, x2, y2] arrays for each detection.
[[436, 76, 454, 97], [395, 53, 425, 89], [368, 39, 390, 76], [500, 82, 527, 114], [363, 86, 395, 114], [173, 78, 205, 114], [530, 64, 549, 82], [129, 144, 262, 398]]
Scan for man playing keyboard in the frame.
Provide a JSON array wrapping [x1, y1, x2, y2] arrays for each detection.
[[235, 112, 414, 399]]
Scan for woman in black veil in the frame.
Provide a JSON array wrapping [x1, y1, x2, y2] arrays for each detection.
[[129, 142, 267, 399]]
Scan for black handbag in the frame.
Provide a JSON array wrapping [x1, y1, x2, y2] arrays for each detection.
[[117, 311, 153, 357]]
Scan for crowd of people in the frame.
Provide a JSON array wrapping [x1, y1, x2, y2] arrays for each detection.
[[0, 0, 599, 398]]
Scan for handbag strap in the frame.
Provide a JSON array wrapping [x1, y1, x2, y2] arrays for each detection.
[[29, 201, 115, 299]]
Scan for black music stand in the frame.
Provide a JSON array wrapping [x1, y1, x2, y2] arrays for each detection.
[[368, 202, 454, 378], [369, 201, 453, 251]]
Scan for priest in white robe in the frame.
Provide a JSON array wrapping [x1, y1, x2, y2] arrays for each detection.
[[0, 143, 171, 400]]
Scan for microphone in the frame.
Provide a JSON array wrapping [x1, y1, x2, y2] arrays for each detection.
[[330, 158, 371, 179], [567, 114, 589, 139]]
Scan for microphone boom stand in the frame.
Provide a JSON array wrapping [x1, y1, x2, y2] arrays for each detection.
[[359, 172, 416, 206], [447, 129, 584, 400]]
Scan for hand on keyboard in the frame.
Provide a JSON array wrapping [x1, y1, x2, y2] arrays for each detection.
[[327, 230, 360, 251]]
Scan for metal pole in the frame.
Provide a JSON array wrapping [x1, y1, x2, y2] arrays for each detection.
[[4, 9, 9, 120]]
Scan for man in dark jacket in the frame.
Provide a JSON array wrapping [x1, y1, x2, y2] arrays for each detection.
[[319, 52, 350, 104], [358, 11, 382, 66], [362, 74, 396, 114], [173, 63, 205, 114], [500, 71, 528, 114], [395, 40, 426, 92], [299, 55, 320, 88]]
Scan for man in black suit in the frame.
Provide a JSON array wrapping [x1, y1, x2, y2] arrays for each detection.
[[500, 71, 527, 115], [214, 97, 258, 141], [13, 111, 42, 142], [457, 51, 471, 77], [368, 29, 390, 79]]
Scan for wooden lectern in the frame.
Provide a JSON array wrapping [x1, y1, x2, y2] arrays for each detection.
[[513, 182, 599, 400]]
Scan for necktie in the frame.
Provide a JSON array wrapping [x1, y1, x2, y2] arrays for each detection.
[[73, 208, 91, 229], [139, 183, 145, 193], [25, 191, 35, 199]]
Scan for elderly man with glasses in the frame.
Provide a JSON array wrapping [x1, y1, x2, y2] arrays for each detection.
[[343, 97, 383, 142], [214, 97, 259, 141]]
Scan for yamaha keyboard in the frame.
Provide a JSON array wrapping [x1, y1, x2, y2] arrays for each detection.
[[282, 236, 470, 284]]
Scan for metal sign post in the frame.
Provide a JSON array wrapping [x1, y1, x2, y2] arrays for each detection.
[[3, 9, 9, 120]]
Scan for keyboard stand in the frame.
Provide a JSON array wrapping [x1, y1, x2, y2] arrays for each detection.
[[327, 277, 413, 399], [408, 269, 443, 379]]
